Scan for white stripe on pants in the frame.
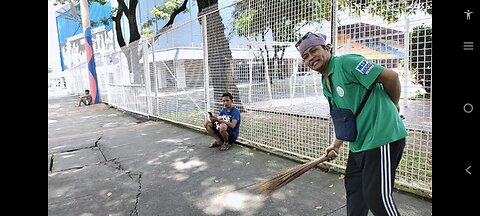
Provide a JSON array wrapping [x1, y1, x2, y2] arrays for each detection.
[[381, 144, 398, 216]]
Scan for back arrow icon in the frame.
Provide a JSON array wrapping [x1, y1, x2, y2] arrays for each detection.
[[466, 166, 471, 175]]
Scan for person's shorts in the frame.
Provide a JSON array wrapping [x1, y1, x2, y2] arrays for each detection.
[[213, 124, 238, 144], [81, 98, 91, 106]]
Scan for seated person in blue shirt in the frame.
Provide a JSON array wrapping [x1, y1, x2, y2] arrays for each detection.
[[204, 92, 241, 151]]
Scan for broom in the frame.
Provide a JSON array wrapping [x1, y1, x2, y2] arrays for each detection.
[[256, 154, 331, 196]]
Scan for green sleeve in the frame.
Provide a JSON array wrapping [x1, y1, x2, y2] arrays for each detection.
[[342, 54, 384, 89]]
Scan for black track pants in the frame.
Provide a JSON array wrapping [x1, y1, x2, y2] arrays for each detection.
[[345, 138, 406, 216]]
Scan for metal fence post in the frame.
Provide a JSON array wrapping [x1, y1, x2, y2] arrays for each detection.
[[263, 50, 273, 101], [248, 45, 253, 103], [403, 19, 410, 110], [106, 56, 112, 104], [328, 0, 338, 144], [152, 37, 159, 116], [120, 48, 126, 107], [248, 0, 253, 103], [201, 15, 210, 120], [331, 0, 338, 55], [143, 38, 152, 116]]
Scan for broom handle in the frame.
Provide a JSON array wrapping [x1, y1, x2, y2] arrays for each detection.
[[309, 154, 330, 166]]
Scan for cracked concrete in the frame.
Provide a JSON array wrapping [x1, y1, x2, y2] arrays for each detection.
[[49, 93, 144, 216], [48, 91, 432, 215], [49, 154, 53, 172], [96, 140, 143, 216], [48, 165, 138, 215]]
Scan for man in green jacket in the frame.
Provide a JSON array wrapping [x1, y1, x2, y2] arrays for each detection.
[[297, 32, 408, 216]]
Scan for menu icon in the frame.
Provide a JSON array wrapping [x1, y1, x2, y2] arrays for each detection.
[[464, 42, 474, 51]]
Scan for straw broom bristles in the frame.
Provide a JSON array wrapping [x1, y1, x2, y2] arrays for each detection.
[[256, 155, 330, 196]]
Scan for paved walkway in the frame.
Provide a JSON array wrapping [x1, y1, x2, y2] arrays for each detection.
[[48, 89, 431, 215]]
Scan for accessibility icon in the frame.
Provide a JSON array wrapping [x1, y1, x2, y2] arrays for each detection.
[[465, 10, 473, 20]]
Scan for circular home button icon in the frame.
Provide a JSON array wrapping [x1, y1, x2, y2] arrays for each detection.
[[464, 103, 473, 113]]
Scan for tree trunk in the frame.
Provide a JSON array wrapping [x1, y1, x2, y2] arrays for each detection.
[[121, 40, 143, 84], [112, 7, 126, 47], [127, 0, 141, 43], [115, 0, 143, 84], [198, 2, 243, 112]]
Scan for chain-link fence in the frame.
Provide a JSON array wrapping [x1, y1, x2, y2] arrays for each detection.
[[65, 0, 432, 197]]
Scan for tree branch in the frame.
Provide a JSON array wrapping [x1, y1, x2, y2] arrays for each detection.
[[112, 6, 126, 47], [116, 0, 129, 17], [161, 0, 189, 29]]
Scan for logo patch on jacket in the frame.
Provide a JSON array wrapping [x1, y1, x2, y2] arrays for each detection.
[[336, 86, 345, 97], [355, 60, 374, 75]]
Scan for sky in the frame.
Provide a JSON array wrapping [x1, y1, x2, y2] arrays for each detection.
[[48, 0, 62, 73]]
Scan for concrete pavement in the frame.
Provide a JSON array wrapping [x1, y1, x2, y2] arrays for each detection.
[[48, 89, 432, 216]]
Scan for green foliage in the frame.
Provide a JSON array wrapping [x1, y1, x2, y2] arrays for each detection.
[[90, 20, 100, 27], [93, 0, 108, 4], [140, 18, 155, 32], [232, 0, 432, 43], [231, 0, 330, 80], [89, 17, 111, 27], [338, 0, 432, 23], [232, 0, 328, 42], [99, 17, 110, 26], [232, 10, 253, 37], [151, 7, 172, 20], [140, 0, 189, 35], [410, 25, 432, 94], [142, 29, 154, 37]]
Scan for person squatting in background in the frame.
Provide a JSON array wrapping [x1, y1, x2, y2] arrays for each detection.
[[204, 92, 241, 151], [78, 89, 93, 107]]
